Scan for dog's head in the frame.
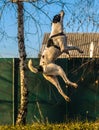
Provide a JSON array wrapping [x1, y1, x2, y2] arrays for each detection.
[[52, 10, 64, 23], [50, 10, 65, 37]]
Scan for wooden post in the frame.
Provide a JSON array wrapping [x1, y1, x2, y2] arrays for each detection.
[[12, 58, 19, 125]]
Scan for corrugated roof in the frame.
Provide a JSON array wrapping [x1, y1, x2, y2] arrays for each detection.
[[40, 33, 99, 58]]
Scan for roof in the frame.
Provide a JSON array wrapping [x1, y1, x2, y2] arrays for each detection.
[[40, 33, 99, 58]]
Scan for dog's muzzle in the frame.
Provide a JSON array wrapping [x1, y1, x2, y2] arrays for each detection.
[[60, 10, 65, 17]]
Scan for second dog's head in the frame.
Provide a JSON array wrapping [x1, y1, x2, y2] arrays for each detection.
[[52, 10, 65, 23]]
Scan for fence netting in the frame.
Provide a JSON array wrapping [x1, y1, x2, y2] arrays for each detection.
[[0, 58, 99, 124]]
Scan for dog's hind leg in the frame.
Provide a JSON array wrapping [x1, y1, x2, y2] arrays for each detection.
[[55, 65, 78, 88], [43, 74, 70, 102], [43, 63, 78, 88]]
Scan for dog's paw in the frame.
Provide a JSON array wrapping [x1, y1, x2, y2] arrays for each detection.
[[73, 83, 78, 88], [65, 96, 71, 102]]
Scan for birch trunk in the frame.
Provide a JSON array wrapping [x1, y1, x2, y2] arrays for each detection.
[[16, 1, 28, 125]]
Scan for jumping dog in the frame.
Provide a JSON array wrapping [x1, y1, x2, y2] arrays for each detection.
[[28, 10, 83, 102]]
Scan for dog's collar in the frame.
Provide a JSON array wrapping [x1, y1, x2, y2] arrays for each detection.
[[47, 38, 60, 50], [47, 32, 65, 50], [50, 32, 65, 39]]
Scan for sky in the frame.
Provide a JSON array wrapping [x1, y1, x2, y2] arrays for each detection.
[[0, 0, 99, 58]]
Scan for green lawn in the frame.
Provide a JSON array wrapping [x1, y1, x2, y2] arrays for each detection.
[[0, 122, 99, 130]]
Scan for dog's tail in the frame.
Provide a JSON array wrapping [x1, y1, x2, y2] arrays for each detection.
[[28, 59, 38, 73]]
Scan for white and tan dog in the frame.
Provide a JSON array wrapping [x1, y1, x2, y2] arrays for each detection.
[[28, 10, 83, 102]]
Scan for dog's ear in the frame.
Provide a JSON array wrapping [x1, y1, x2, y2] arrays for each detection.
[[53, 14, 61, 23]]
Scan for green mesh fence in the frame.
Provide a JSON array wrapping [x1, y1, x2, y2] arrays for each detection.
[[67, 59, 99, 121], [0, 59, 13, 125], [0, 58, 99, 124]]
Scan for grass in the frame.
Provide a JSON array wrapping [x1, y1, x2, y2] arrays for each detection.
[[0, 122, 99, 130]]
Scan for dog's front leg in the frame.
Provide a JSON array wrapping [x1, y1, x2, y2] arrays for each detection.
[[64, 46, 83, 53], [43, 74, 70, 102]]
